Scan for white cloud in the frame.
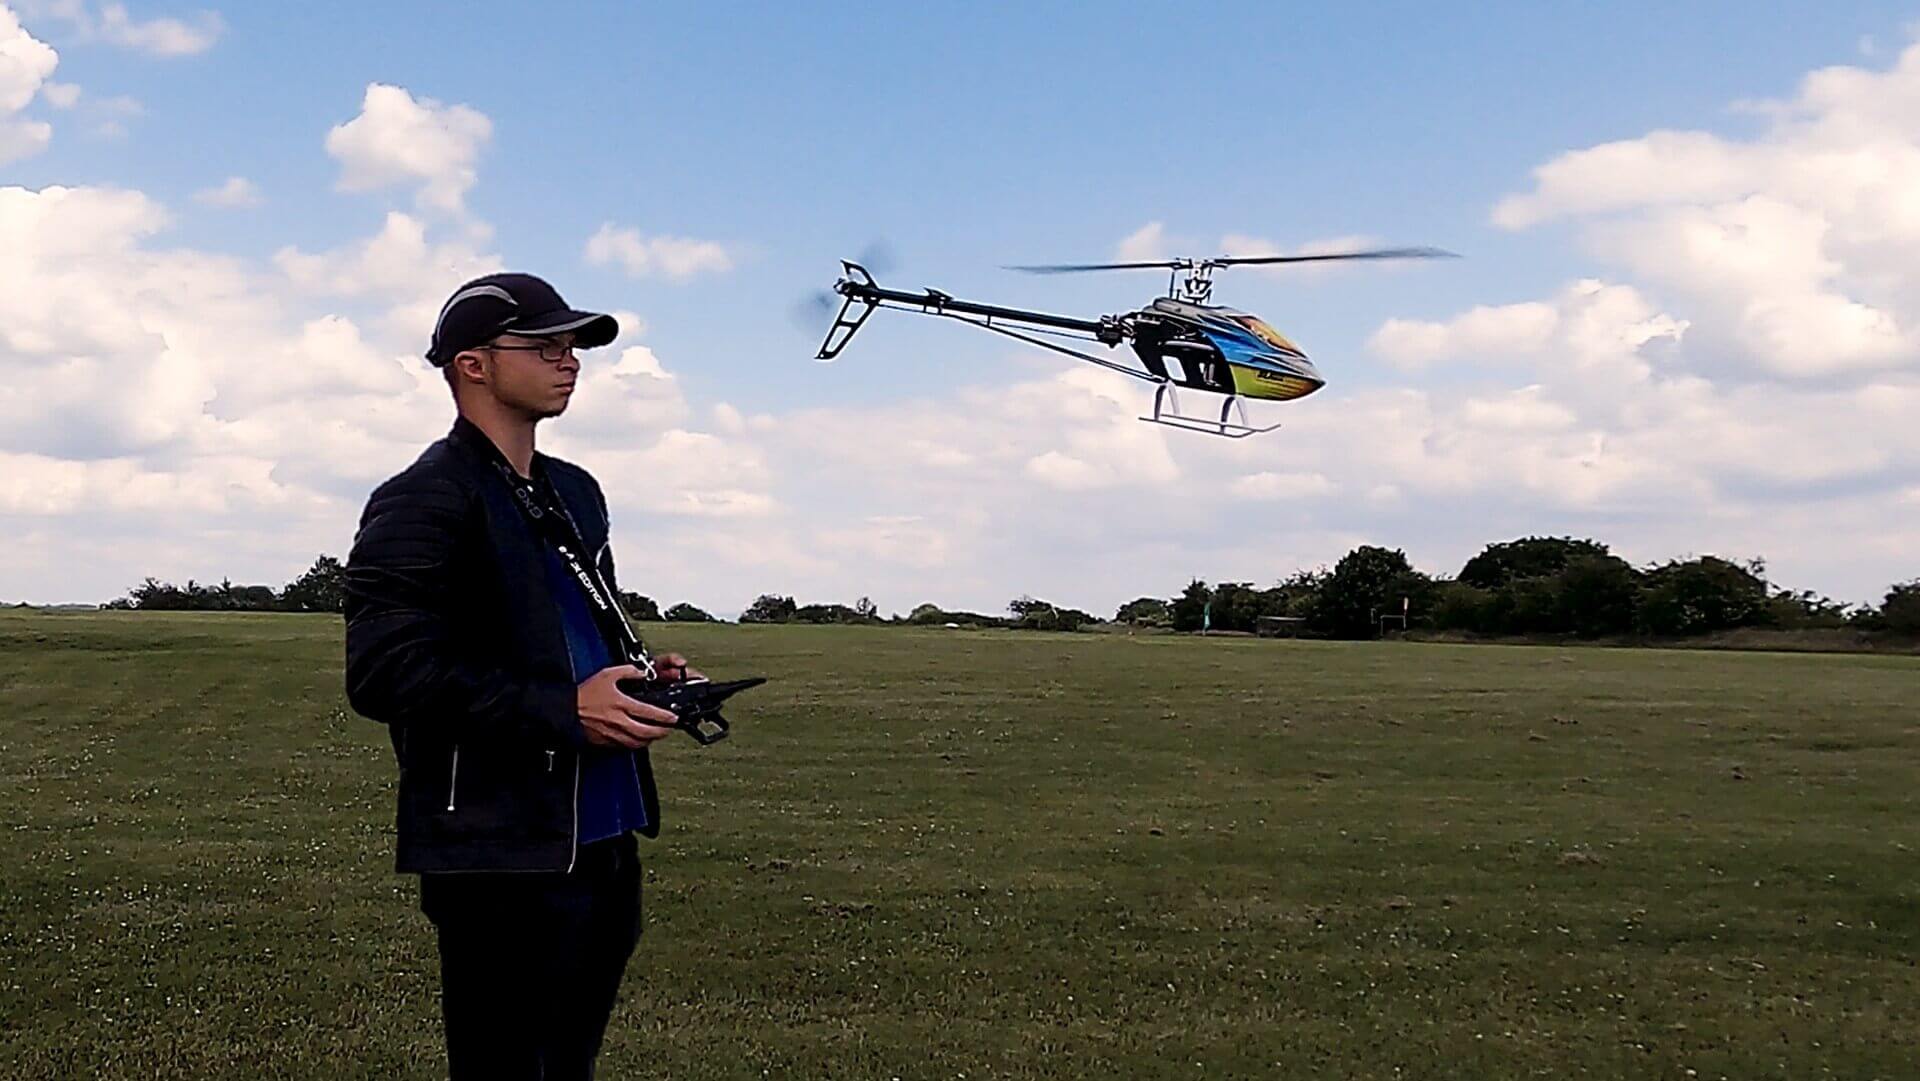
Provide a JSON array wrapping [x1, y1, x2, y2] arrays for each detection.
[[816, 515, 954, 570], [0, 4, 57, 164], [584, 223, 732, 279], [274, 209, 500, 341], [1115, 221, 1168, 261], [1231, 471, 1334, 500], [1460, 386, 1577, 431], [19, 1, 221, 56], [194, 175, 260, 208], [1492, 39, 1920, 380], [1370, 300, 1560, 369], [13, 32, 1920, 621], [325, 83, 491, 216], [97, 2, 220, 56], [40, 78, 74, 107]]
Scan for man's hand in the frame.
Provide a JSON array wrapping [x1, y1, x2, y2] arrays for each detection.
[[650, 652, 705, 682], [577, 665, 679, 748]]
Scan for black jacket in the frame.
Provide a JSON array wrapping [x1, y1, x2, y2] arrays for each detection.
[[343, 414, 660, 874]]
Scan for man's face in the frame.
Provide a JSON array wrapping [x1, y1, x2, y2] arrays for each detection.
[[455, 333, 580, 419]]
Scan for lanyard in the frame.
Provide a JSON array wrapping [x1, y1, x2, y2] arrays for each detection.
[[491, 459, 658, 680]]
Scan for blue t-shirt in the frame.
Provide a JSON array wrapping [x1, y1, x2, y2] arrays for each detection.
[[540, 546, 649, 843]]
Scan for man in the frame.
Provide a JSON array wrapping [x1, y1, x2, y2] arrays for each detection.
[[343, 272, 696, 1079]]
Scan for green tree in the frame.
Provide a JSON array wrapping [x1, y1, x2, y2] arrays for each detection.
[[1636, 556, 1771, 636], [1429, 581, 1494, 632], [618, 592, 662, 621], [1207, 582, 1265, 632], [1460, 537, 1613, 590], [1008, 596, 1051, 619], [1115, 597, 1171, 626], [280, 555, 346, 613], [1765, 589, 1854, 630], [793, 603, 864, 624], [1314, 546, 1426, 638], [664, 602, 715, 623], [1257, 571, 1324, 623], [1008, 597, 1095, 631], [739, 594, 797, 624], [1170, 580, 1211, 632], [1550, 554, 1641, 637], [1881, 580, 1920, 635]]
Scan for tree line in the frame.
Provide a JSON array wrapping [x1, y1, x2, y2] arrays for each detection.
[[95, 555, 722, 624], [84, 536, 1920, 641], [1124, 538, 1920, 640]]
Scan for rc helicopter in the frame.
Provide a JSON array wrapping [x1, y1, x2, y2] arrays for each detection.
[[813, 246, 1455, 437]]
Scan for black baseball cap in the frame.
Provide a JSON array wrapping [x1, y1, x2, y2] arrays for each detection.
[[426, 272, 620, 367]]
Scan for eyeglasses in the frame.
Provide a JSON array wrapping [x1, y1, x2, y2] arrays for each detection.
[[488, 339, 576, 363]]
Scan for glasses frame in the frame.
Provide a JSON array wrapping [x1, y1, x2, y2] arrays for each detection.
[[486, 338, 577, 363]]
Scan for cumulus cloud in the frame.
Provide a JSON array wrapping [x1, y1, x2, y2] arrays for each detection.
[[274, 209, 501, 342], [584, 223, 732, 279], [20, 1, 221, 56], [96, 1, 219, 55], [326, 83, 491, 216], [1115, 221, 1168, 261], [1492, 39, 1920, 380], [194, 175, 260, 208], [1371, 299, 1561, 369], [12, 31, 1920, 618], [1231, 471, 1335, 500], [0, 4, 57, 163], [0, 176, 777, 605]]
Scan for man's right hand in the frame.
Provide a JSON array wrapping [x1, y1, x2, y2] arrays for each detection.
[[577, 664, 679, 748]]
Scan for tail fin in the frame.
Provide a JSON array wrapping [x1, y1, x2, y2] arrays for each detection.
[[814, 261, 879, 361]]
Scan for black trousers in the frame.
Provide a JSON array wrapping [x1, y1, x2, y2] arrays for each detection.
[[418, 834, 643, 1081]]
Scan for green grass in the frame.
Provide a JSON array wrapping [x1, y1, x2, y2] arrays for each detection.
[[3, 610, 1918, 1078]]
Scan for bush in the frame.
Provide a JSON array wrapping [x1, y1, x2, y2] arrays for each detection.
[[1459, 537, 1613, 590], [1636, 557, 1771, 637], [740, 594, 797, 624], [664, 603, 716, 623], [1115, 597, 1171, 626], [280, 556, 346, 613], [1552, 554, 1641, 637], [619, 592, 662, 622], [1882, 581, 1920, 635], [1428, 581, 1495, 632], [1171, 580, 1211, 632]]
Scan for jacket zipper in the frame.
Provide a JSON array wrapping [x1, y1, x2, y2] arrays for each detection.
[[562, 608, 582, 874], [446, 746, 461, 812]]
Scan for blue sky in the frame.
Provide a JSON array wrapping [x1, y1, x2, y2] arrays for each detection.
[[29, 0, 1913, 407], [5, 2, 1920, 613]]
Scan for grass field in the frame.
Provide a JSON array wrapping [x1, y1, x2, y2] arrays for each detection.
[[3, 609, 1917, 1079]]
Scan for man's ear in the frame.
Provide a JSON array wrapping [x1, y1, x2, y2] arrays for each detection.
[[449, 349, 489, 385]]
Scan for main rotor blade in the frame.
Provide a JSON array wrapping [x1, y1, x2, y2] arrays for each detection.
[[1004, 260, 1185, 274], [1214, 246, 1458, 266]]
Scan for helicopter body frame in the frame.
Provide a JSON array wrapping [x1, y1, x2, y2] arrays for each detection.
[[813, 246, 1450, 438]]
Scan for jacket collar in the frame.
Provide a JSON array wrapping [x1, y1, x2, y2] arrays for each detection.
[[448, 413, 548, 481]]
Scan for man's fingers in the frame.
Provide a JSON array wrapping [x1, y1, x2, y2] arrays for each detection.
[[586, 711, 676, 748], [583, 716, 646, 749], [621, 701, 680, 728]]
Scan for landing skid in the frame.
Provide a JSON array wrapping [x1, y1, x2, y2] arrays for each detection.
[[1139, 384, 1281, 439]]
